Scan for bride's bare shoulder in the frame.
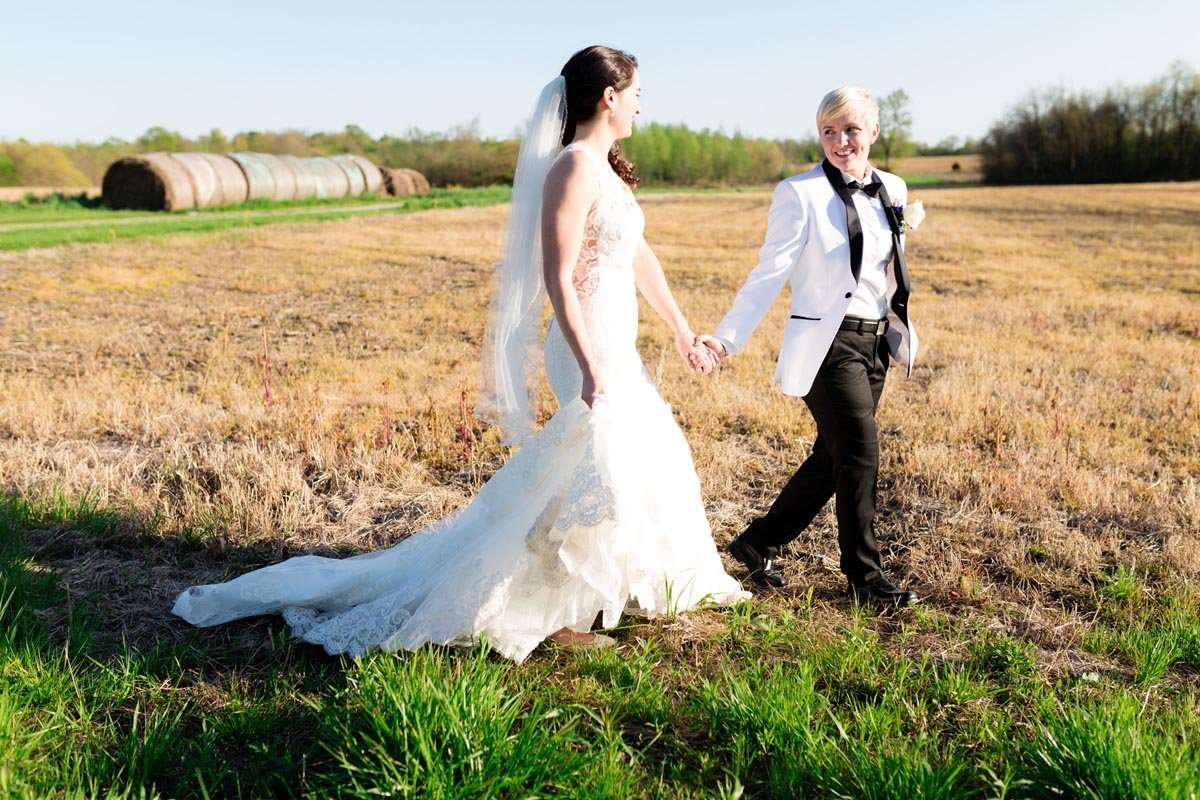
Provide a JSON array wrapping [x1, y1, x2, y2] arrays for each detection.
[[543, 149, 599, 204]]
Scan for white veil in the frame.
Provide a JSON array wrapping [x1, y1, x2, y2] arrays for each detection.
[[476, 76, 567, 445]]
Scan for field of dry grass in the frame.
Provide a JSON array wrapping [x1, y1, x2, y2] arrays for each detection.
[[0, 182, 1195, 652], [3, 179, 1199, 797], [892, 153, 983, 180]]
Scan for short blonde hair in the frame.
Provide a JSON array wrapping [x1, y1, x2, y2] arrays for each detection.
[[816, 86, 879, 129]]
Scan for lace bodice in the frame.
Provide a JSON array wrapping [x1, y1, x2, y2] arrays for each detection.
[[542, 145, 647, 400], [561, 144, 645, 299]]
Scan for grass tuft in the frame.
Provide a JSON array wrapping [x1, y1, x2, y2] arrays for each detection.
[[1023, 697, 1200, 799]]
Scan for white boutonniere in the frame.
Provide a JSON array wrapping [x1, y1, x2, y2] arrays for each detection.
[[892, 198, 925, 232]]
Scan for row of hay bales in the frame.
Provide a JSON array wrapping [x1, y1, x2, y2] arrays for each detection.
[[102, 152, 429, 211]]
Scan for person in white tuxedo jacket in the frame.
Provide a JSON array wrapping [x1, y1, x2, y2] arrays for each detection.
[[701, 86, 919, 607]]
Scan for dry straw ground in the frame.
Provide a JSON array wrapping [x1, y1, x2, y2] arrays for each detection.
[[1, 181, 1197, 671], [892, 153, 983, 179]]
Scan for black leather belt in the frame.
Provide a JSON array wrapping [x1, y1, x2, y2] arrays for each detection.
[[839, 316, 889, 335]]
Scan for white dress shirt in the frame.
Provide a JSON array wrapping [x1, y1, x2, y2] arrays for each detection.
[[842, 168, 893, 321]]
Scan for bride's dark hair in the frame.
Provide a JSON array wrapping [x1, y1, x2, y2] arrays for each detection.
[[560, 45, 640, 187]]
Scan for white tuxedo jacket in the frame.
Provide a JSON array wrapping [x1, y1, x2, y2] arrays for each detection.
[[715, 163, 918, 397]]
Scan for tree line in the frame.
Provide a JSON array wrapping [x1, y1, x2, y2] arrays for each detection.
[[1, 116, 967, 191], [9, 59, 1197, 191], [0, 123, 815, 188], [9, 59, 1195, 192], [982, 62, 1199, 184]]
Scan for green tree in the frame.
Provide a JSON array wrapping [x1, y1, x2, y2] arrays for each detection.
[[748, 138, 786, 181], [136, 126, 182, 152], [0, 154, 17, 186], [196, 128, 229, 152], [1, 141, 91, 186], [877, 89, 913, 170], [673, 125, 702, 183], [982, 62, 1199, 183], [728, 132, 752, 183]]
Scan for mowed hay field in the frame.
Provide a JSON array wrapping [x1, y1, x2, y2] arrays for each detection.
[[892, 153, 983, 182], [2, 182, 1199, 798]]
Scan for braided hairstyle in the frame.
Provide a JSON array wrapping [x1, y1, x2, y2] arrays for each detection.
[[560, 45, 640, 188]]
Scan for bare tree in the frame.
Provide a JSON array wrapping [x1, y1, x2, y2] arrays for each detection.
[[982, 62, 1199, 184], [877, 90, 913, 171]]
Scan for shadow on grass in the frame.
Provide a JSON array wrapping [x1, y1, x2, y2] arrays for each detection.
[[5, 488, 1200, 799], [0, 488, 354, 675], [0, 488, 663, 799], [0, 488, 357, 798]]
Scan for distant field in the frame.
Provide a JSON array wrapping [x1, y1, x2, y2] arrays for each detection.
[[893, 153, 983, 184], [0, 187, 512, 250], [1, 181, 1198, 798], [0, 153, 981, 207], [787, 154, 983, 185], [894, 153, 984, 174]]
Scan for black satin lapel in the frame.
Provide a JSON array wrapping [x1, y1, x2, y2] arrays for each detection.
[[821, 159, 862, 284], [875, 180, 901, 238], [875, 181, 911, 317]]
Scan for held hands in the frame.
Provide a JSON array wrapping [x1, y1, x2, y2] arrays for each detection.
[[583, 328, 718, 407], [696, 334, 727, 365], [676, 330, 717, 375]]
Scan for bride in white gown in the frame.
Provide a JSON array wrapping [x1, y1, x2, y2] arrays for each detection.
[[173, 45, 748, 663]]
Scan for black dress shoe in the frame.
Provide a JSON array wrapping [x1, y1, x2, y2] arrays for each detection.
[[727, 536, 786, 589], [848, 575, 918, 608]]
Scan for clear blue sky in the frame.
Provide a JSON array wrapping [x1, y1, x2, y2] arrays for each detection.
[[3, 0, 1196, 146]]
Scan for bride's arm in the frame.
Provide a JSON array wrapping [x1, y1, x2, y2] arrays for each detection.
[[541, 152, 605, 406], [632, 237, 714, 373]]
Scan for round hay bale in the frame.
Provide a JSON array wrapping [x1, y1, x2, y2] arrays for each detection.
[[346, 154, 384, 194], [331, 155, 367, 195], [307, 157, 351, 198], [258, 153, 299, 201], [102, 153, 195, 211], [379, 166, 416, 196], [228, 152, 277, 200], [279, 155, 316, 200], [170, 152, 221, 208], [400, 167, 430, 194], [204, 153, 250, 205]]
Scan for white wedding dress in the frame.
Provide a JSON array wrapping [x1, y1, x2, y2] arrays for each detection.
[[173, 145, 748, 662]]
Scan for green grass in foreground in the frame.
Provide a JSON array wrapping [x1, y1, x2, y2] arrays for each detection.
[[0, 187, 512, 251], [2, 491, 1199, 798]]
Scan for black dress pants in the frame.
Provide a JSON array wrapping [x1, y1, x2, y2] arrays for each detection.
[[743, 325, 890, 583]]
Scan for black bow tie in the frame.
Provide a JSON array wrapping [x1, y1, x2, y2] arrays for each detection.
[[847, 179, 883, 197]]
